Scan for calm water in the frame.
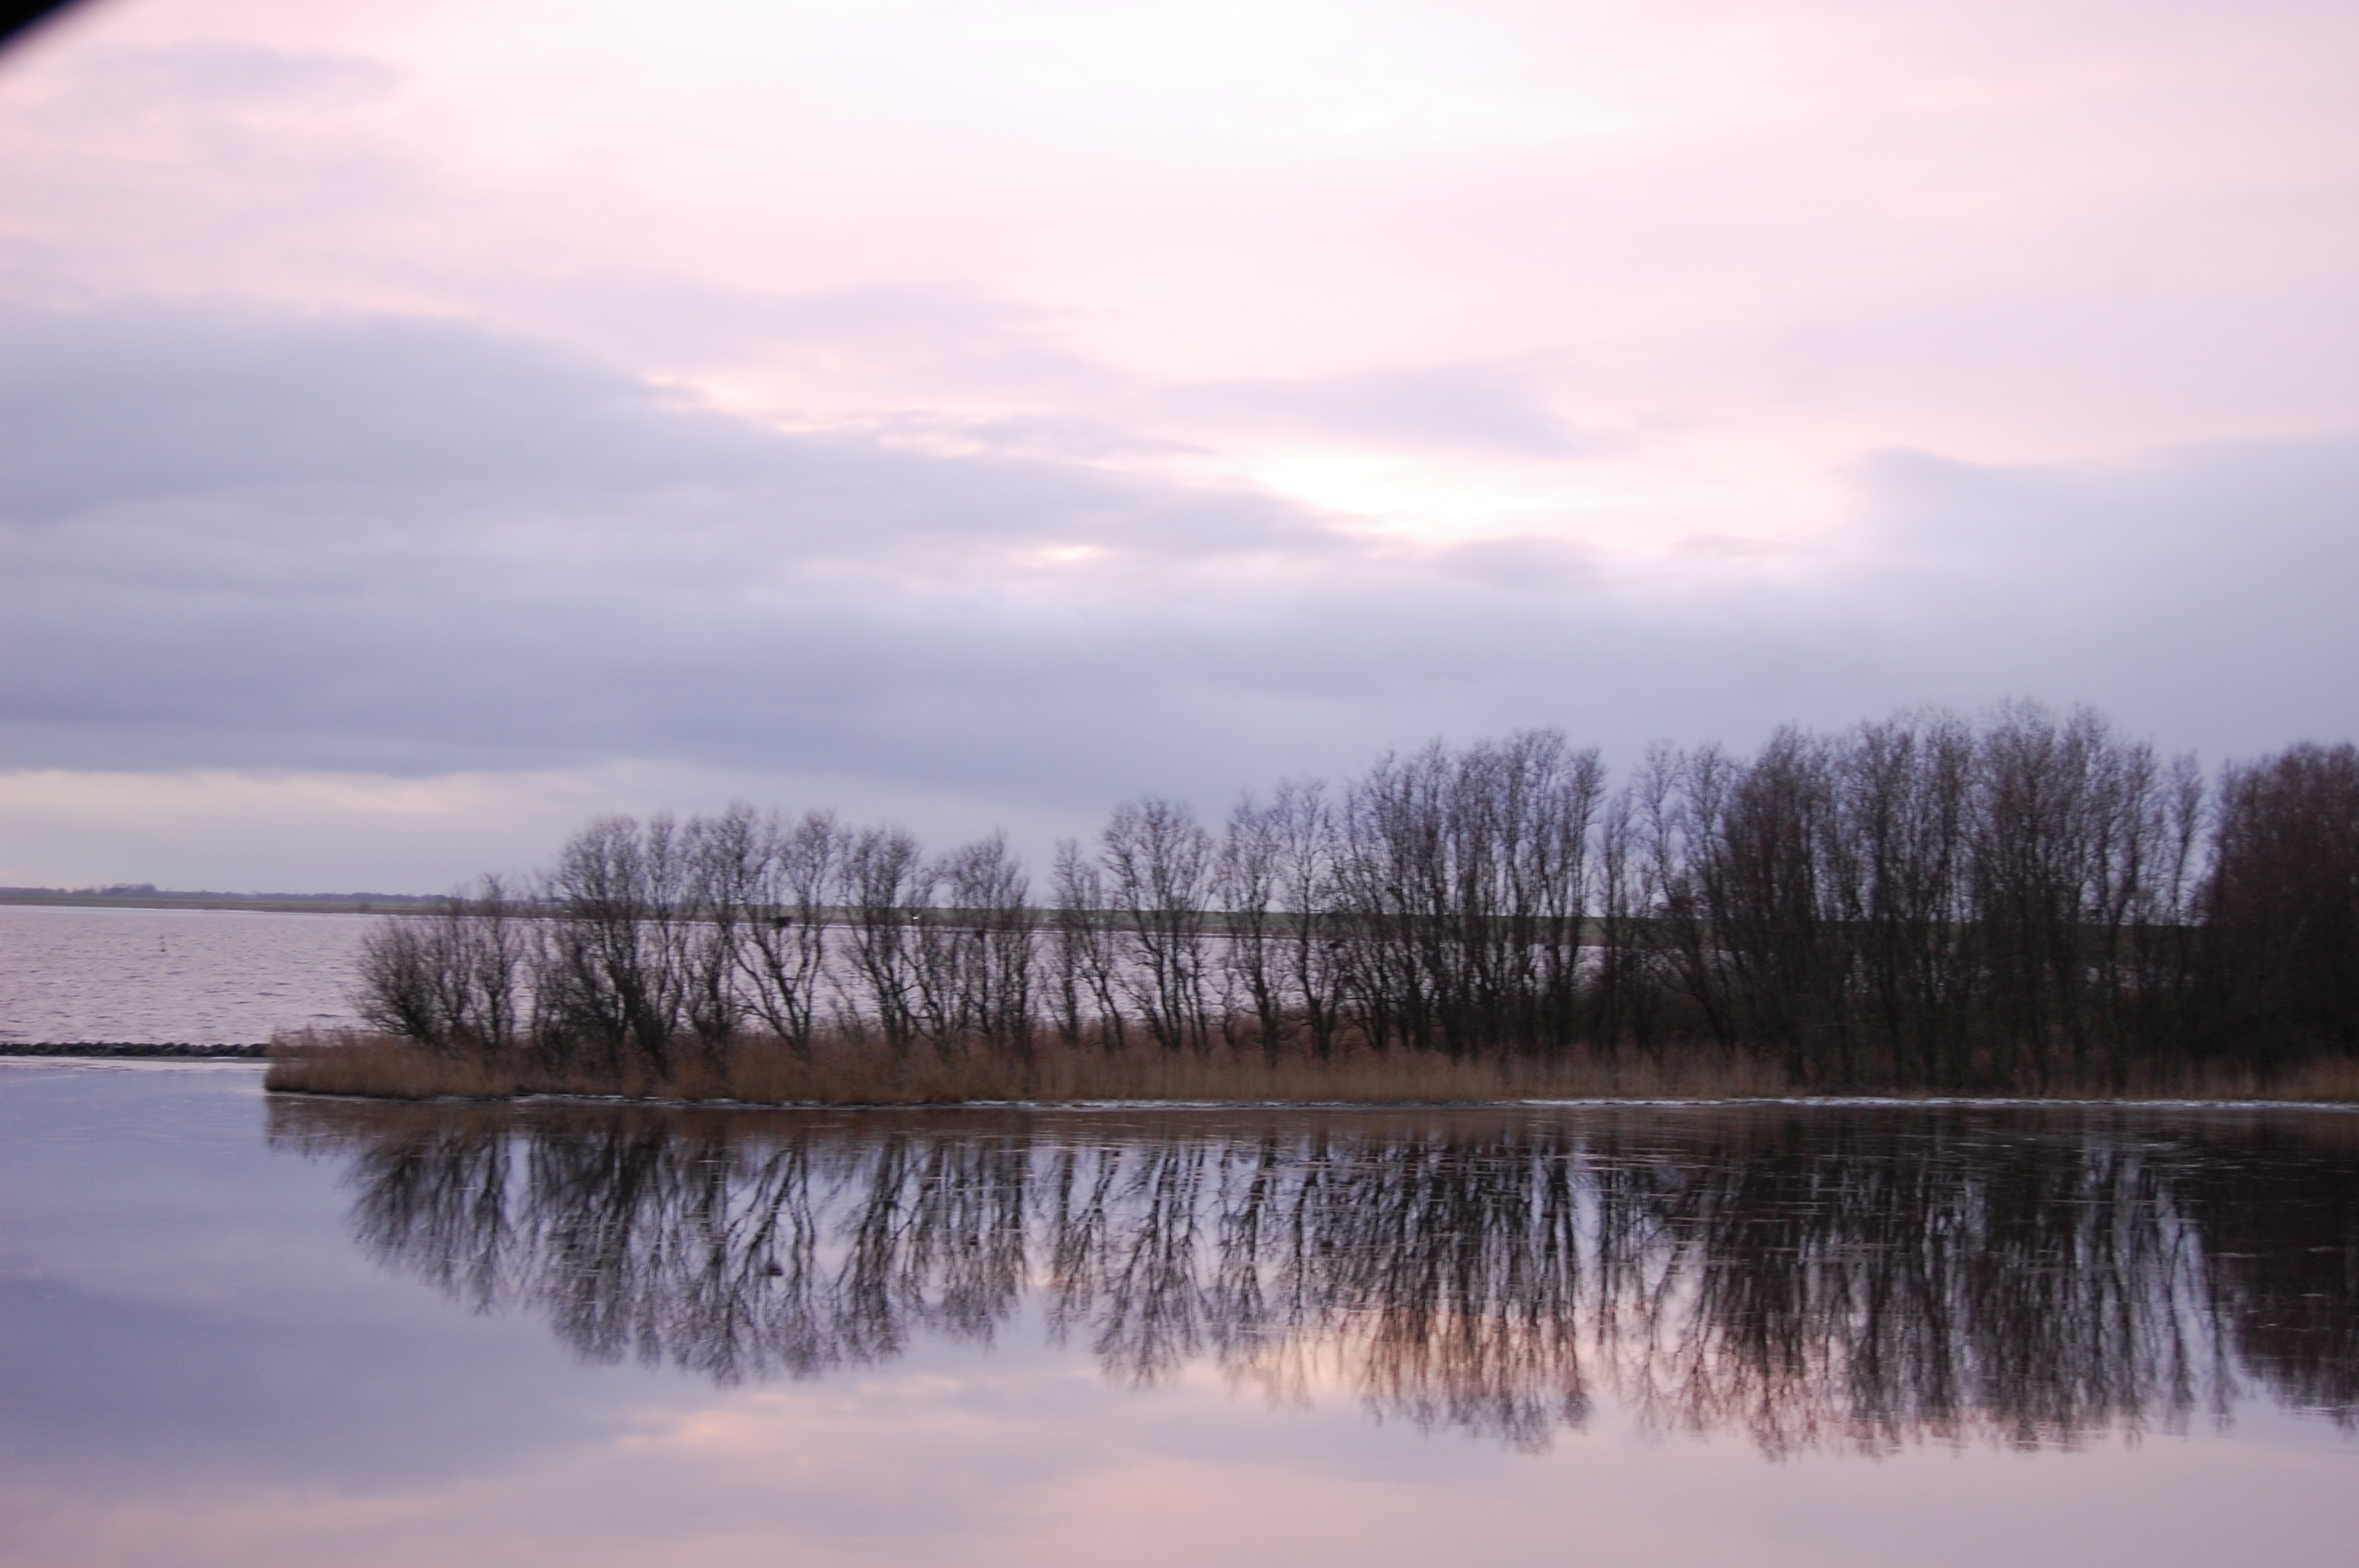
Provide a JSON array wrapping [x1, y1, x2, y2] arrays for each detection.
[[2, 1065, 2356, 1566], [0, 905, 373, 1044]]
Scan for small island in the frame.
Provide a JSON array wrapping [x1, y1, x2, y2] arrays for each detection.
[[268, 703, 2359, 1107]]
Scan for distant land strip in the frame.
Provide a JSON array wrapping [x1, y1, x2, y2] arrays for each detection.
[[0, 1042, 271, 1058], [0, 886, 439, 914]]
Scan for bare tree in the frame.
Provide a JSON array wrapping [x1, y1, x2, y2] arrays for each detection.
[[1217, 794, 1286, 1060], [838, 825, 927, 1059], [681, 805, 760, 1069], [1832, 712, 1974, 1087], [453, 874, 530, 1058], [934, 832, 1038, 1061], [1103, 798, 1215, 1053], [2127, 753, 2208, 1068], [910, 834, 1038, 1060], [2205, 742, 2359, 1065], [353, 913, 443, 1047], [1052, 839, 1127, 1051], [1269, 780, 1348, 1061], [909, 855, 966, 1058], [1707, 728, 1846, 1083], [539, 814, 691, 1079], [1969, 703, 2111, 1088], [1637, 743, 1737, 1054], [740, 810, 841, 1059], [351, 875, 531, 1060], [1589, 784, 1662, 1060], [1339, 746, 1445, 1053], [1502, 733, 1605, 1058]]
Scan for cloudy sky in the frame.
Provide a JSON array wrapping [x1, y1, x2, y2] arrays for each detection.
[[2, 0, 2355, 891]]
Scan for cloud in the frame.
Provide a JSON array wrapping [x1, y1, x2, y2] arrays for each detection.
[[48, 42, 400, 111], [481, 274, 1124, 405], [0, 301, 1398, 795], [1148, 364, 1601, 456], [1846, 437, 2359, 749], [4, 300, 2357, 889], [0, 1069, 694, 1494], [1429, 534, 1601, 590]]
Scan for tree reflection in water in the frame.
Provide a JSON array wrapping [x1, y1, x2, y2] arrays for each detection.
[[267, 1102, 2359, 1455]]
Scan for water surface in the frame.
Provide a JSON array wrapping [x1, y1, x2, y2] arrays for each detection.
[[4, 1065, 2355, 1566], [0, 905, 371, 1044]]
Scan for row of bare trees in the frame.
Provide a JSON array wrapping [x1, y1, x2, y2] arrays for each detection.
[[358, 808, 1041, 1074], [354, 702, 2359, 1087]]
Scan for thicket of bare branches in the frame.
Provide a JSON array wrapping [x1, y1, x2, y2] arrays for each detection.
[[347, 703, 2359, 1092], [2205, 743, 2359, 1066]]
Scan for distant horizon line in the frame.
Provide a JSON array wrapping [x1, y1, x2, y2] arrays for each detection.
[[0, 887, 441, 912]]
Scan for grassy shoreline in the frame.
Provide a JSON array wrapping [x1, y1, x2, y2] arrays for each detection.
[[264, 1030, 2359, 1108]]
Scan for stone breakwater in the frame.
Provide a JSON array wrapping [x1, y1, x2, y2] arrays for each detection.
[[1, 1042, 269, 1058]]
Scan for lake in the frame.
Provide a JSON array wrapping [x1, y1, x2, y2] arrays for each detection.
[[2, 1062, 2354, 1566], [0, 904, 374, 1044]]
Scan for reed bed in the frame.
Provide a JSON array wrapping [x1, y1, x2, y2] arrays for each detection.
[[264, 1029, 2359, 1106]]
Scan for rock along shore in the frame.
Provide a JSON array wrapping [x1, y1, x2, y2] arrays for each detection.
[[0, 1042, 270, 1058]]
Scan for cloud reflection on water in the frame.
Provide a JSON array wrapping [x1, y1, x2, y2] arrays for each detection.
[[7, 1070, 2357, 1568]]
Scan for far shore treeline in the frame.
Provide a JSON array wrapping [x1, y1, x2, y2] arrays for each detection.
[[323, 702, 2359, 1097]]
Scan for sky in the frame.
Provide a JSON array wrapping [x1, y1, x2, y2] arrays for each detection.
[[2, 0, 2356, 891]]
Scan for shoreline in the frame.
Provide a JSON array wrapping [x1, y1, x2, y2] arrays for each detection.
[[262, 1030, 2359, 1109], [260, 1084, 2359, 1112]]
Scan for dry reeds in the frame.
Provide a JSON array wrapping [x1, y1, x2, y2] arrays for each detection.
[[264, 1027, 2359, 1106]]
